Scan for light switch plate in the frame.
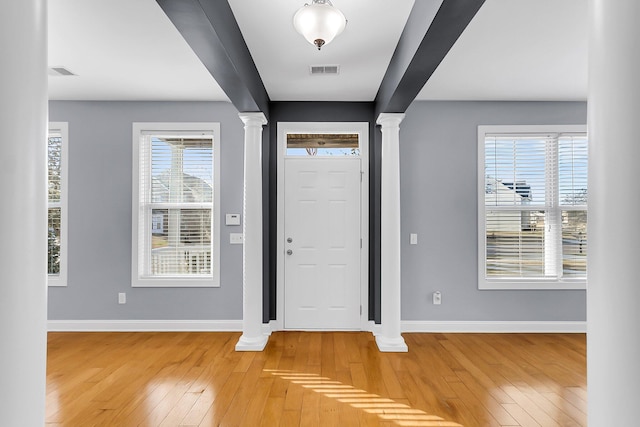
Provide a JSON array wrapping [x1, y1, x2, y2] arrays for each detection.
[[433, 291, 441, 305], [230, 233, 244, 244], [410, 233, 418, 245]]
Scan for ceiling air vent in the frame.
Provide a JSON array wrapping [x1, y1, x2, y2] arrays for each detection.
[[310, 65, 340, 75], [48, 67, 76, 77]]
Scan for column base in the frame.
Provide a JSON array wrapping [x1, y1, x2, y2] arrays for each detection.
[[235, 334, 269, 351], [375, 334, 408, 352]]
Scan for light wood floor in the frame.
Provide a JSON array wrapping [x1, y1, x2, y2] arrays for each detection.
[[46, 331, 586, 426]]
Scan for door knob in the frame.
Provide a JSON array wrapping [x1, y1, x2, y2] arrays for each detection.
[[286, 249, 293, 255]]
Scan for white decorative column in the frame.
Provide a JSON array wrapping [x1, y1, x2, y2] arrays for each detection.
[[236, 112, 269, 351], [0, 0, 48, 425], [588, 0, 640, 424], [376, 113, 408, 352]]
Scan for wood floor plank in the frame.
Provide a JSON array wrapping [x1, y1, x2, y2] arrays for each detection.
[[279, 409, 302, 427], [238, 377, 274, 426], [540, 391, 587, 426], [503, 402, 542, 427], [196, 371, 245, 426], [377, 354, 407, 400], [397, 356, 461, 421], [437, 335, 516, 404], [447, 377, 505, 426], [562, 387, 588, 414], [333, 332, 351, 372], [453, 370, 519, 426], [172, 337, 241, 426], [157, 390, 200, 427], [260, 396, 285, 427], [299, 388, 321, 427], [175, 388, 217, 427], [45, 331, 586, 426], [358, 344, 390, 397], [501, 384, 561, 427], [218, 354, 268, 426]]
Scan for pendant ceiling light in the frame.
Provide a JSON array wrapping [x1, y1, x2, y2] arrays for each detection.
[[293, 0, 347, 51]]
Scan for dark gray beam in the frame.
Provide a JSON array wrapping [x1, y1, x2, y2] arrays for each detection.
[[375, 0, 485, 116], [157, 0, 270, 115]]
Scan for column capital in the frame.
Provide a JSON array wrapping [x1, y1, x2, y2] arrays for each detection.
[[376, 113, 406, 128], [238, 112, 267, 127]]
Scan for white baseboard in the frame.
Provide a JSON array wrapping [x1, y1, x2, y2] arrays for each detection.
[[47, 320, 586, 334], [401, 320, 586, 333], [368, 321, 382, 336], [262, 320, 277, 336], [47, 319, 243, 332]]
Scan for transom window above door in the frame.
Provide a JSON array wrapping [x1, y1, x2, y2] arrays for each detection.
[[286, 133, 360, 156]]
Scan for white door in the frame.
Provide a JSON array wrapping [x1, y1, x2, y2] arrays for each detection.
[[284, 158, 361, 329]]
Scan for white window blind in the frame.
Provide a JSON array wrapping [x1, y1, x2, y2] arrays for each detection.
[[479, 126, 587, 289], [132, 123, 220, 287], [48, 123, 68, 286], [558, 136, 588, 278]]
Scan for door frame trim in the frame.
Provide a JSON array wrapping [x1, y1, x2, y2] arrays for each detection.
[[275, 122, 370, 331]]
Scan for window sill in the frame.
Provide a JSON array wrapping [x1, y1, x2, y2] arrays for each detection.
[[132, 277, 219, 288], [479, 279, 586, 290], [48, 276, 67, 287]]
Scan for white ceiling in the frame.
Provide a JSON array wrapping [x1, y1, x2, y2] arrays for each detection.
[[418, 0, 588, 101], [48, 0, 588, 103], [48, 0, 226, 101], [228, 0, 415, 102]]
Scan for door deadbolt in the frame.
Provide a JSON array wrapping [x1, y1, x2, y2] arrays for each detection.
[[287, 237, 293, 243]]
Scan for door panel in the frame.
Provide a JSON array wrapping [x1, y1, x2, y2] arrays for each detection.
[[284, 158, 361, 329]]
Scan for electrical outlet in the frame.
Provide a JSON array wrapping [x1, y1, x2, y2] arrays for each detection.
[[433, 291, 442, 305], [118, 293, 126, 304]]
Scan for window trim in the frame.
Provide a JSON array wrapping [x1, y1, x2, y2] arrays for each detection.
[[477, 125, 587, 290], [132, 122, 221, 288], [48, 122, 68, 287]]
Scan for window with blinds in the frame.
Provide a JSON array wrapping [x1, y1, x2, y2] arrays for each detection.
[[48, 123, 68, 286], [478, 125, 587, 290], [132, 123, 220, 287]]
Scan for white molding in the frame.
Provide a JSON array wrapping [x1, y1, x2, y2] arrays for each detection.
[[401, 320, 587, 333], [364, 321, 381, 335], [131, 122, 221, 288], [376, 335, 409, 352], [479, 280, 587, 291], [262, 320, 276, 336], [235, 335, 269, 351], [47, 319, 243, 332], [477, 124, 588, 291], [46, 320, 586, 334], [48, 122, 68, 287]]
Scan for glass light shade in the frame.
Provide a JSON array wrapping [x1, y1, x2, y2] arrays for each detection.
[[293, 1, 346, 50]]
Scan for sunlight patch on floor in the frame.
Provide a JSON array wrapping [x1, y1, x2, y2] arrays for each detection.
[[265, 369, 463, 427]]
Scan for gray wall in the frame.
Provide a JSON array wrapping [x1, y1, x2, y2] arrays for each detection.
[[48, 101, 245, 320], [400, 101, 588, 321], [49, 100, 588, 323]]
